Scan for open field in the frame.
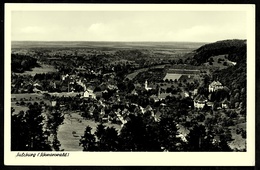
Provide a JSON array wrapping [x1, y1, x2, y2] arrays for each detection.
[[163, 68, 201, 81], [203, 55, 235, 70], [126, 68, 149, 80], [11, 93, 50, 114], [48, 92, 82, 97], [57, 112, 121, 151], [11, 93, 44, 100], [163, 74, 182, 81], [167, 69, 200, 74], [16, 64, 56, 76], [11, 104, 29, 114]]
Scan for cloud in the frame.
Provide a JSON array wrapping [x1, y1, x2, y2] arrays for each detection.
[[88, 23, 116, 36]]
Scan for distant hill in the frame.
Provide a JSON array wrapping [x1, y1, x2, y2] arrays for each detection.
[[186, 39, 246, 65], [11, 41, 205, 50]]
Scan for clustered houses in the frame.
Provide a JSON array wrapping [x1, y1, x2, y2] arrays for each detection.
[[193, 81, 230, 109], [12, 57, 231, 129], [77, 77, 231, 126]]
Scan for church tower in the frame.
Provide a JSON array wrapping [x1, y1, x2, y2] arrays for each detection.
[[145, 80, 148, 89]]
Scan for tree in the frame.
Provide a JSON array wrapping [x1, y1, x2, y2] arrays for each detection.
[[157, 117, 182, 151], [46, 107, 64, 151], [119, 114, 147, 151], [185, 124, 216, 151], [217, 128, 233, 151], [98, 127, 119, 151], [52, 135, 61, 151], [47, 108, 64, 135], [11, 103, 52, 151], [95, 123, 106, 141], [79, 126, 96, 151], [11, 109, 29, 151]]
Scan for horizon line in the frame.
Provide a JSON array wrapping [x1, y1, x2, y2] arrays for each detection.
[[11, 38, 246, 43], [11, 40, 213, 43]]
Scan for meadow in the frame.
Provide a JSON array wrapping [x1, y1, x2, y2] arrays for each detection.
[[16, 64, 56, 76], [57, 112, 121, 151]]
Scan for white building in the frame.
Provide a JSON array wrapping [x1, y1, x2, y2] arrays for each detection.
[[83, 89, 96, 99], [51, 101, 57, 107], [221, 98, 229, 109], [145, 80, 152, 91], [194, 94, 208, 109], [209, 81, 224, 92]]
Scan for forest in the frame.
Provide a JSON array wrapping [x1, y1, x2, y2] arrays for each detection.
[[11, 54, 40, 73], [189, 39, 246, 65]]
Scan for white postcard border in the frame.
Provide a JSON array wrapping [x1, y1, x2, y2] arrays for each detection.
[[4, 3, 255, 166]]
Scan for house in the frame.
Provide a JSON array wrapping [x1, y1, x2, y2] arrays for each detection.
[[158, 92, 171, 100], [209, 81, 224, 92], [207, 102, 214, 109], [150, 95, 160, 102], [193, 89, 198, 96], [51, 101, 57, 107], [131, 89, 138, 95], [194, 94, 208, 109], [154, 111, 162, 122], [33, 83, 41, 88], [221, 98, 229, 109], [33, 88, 41, 93], [145, 105, 153, 112], [94, 91, 103, 99], [61, 74, 69, 81], [83, 89, 96, 99], [181, 91, 189, 98]]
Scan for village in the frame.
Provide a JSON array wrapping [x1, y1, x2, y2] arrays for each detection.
[[11, 55, 246, 151], [11, 38, 247, 152]]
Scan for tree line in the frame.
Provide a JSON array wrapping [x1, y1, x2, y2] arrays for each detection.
[[11, 54, 40, 73], [80, 113, 233, 152]]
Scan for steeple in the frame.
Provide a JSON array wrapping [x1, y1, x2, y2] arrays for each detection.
[[144, 80, 152, 91], [158, 87, 161, 98]]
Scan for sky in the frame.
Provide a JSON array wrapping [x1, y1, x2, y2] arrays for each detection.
[[11, 11, 247, 42]]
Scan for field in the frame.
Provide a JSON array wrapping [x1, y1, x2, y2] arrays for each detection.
[[11, 105, 29, 114], [48, 92, 82, 97], [163, 74, 182, 81], [11, 93, 49, 114], [16, 64, 56, 76], [57, 112, 121, 151], [126, 68, 149, 80], [203, 55, 235, 70], [163, 68, 200, 81], [167, 69, 200, 74], [11, 93, 44, 100]]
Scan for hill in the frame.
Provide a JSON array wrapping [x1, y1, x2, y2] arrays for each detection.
[[186, 39, 246, 65]]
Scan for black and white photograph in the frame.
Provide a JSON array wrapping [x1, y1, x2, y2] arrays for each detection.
[[4, 4, 255, 166]]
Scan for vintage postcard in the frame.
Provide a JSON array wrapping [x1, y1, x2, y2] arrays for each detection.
[[4, 4, 255, 166]]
